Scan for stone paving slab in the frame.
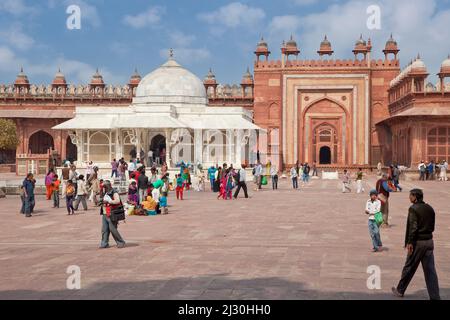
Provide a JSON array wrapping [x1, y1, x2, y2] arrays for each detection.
[[0, 177, 449, 299]]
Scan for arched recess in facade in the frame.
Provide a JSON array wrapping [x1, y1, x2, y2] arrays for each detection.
[[28, 130, 54, 154], [301, 97, 349, 166], [66, 136, 77, 162], [170, 129, 194, 165]]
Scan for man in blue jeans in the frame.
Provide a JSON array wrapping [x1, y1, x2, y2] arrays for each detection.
[[22, 173, 35, 218], [207, 165, 217, 191]]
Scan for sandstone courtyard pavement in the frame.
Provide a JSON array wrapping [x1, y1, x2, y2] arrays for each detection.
[[0, 176, 449, 300]]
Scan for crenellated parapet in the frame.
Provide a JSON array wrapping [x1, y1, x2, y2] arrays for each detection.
[[255, 58, 399, 70], [0, 67, 141, 102], [254, 34, 401, 70]]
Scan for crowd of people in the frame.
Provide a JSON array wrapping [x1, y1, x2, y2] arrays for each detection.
[[18, 157, 444, 299], [418, 160, 448, 181]]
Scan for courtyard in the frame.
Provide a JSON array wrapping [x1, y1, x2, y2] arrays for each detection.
[[0, 175, 449, 300]]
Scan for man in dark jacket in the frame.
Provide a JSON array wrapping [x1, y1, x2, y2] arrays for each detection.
[[392, 189, 440, 300], [22, 173, 35, 217], [137, 167, 149, 204]]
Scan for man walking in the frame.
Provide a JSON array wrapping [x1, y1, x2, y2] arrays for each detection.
[[376, 173, 394, 227], [418, 161, 426, 181], [137, 167, 148, 204], [22, 173, 35, 218], [74, 175, 88, 211], [356, 168, 365, 194], [100, 180, 126, 249], [253, 161, 263, 191], [234, 164, 249, 199], [207, 165, 217, 191], [312, 162, 318, 177], [270, 165, 278, 190], [290, 166, 298, 189], [392, 189, 440, 300]]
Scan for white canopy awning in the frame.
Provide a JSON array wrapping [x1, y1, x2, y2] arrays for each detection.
[[179, 114, 261, 130], [53, 116, 116, 130], [53, 105, 263, 131]]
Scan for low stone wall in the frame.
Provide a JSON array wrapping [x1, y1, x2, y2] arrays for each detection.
[[0, 164, 15, 173]]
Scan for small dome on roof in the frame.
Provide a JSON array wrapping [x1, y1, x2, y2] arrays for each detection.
[[129, 68, 142, 85], [355, 34, 366, 46], [440, 55, 450, 74], [286, 35, 298, 48], [385, 34, 397, 47], [411, 55, 427, 73], [257, 37, 268, 48], [321, 35, 331, 47], [241, 67, 253, 84], [90, 68, 105, 85], [52, 68, 67, 86], [15, 67, 30, 85]]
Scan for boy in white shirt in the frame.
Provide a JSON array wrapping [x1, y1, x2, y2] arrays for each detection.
[[366, 189, 383, 252]]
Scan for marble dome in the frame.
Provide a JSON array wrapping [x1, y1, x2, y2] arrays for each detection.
[[133, 57, 207, 105]]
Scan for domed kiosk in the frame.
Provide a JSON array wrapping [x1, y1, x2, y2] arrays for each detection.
[[53, 51, 261, 168]]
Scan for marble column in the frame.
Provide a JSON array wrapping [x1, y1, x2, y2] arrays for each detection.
[[194, 129, 203, 166], [165, 128, 172, 167], [235, 130, 242, 167]]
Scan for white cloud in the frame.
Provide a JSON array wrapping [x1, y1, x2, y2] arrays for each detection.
[[265, 0, 450, 82], [0, 24, 35, 50], [169, 31, 196, 48], [0, 0, 37, 15], [268, 15, 302, 42], [0, 45, 125, 84], [292, 0, 319, 6], [123, 6, 165, 29], [198, 2, 265, 34]]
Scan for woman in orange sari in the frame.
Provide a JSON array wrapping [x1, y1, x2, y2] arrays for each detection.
[[45, 169, 55, 200]]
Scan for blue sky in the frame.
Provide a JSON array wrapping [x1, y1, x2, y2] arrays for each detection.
[[1, 0, 450, 85]]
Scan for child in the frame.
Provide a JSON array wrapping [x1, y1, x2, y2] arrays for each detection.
[[224, 171, 234, 200], [175, 174, 184, 200], [51, 174, 61, 208], [365, 189, 383, 252], [74, 174, 88, 211], [160, 176, 169, 214], [356, 168, 365, 194], [342, 170, 351, 193], [98, 179, 104, 205], [217, 173, 227, 200], [19, 185, 25, 214], [141, 195, 157, 216], [128, 180, 138, 205], [65, 180, 76, 215]]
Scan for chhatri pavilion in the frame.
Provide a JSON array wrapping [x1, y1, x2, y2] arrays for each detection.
[[53, 51, 261, 168]]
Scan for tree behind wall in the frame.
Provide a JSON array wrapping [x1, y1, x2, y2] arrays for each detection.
[[0, 119, 20, 151]]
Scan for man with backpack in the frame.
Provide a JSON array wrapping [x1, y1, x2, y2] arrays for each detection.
[[100, 180, 126, 249], [234, 164, 249, 199]]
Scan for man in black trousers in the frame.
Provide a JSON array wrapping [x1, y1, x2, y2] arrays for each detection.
[[392, 189, 440, 300], [234, 164, 249, 199]]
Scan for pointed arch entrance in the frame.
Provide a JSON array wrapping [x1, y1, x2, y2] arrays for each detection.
[[29, 130, 54, 154]]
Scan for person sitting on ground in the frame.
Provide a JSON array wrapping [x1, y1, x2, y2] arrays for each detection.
[[142, 195, 157, 216], [127, 180, 138, 205]]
